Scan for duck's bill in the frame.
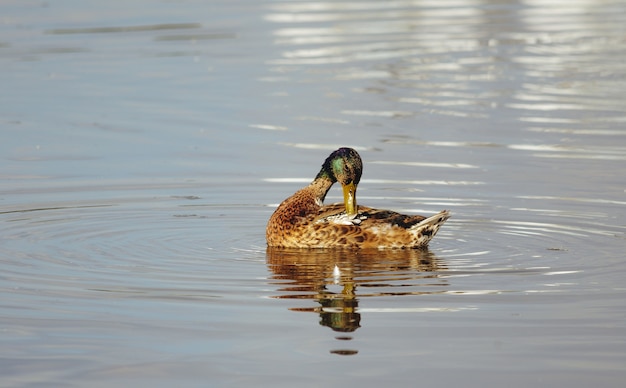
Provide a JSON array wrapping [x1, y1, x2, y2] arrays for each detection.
[[342, 182, 358, 215]]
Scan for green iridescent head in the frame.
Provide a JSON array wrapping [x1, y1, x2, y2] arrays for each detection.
[[316, 147, 363, 215]]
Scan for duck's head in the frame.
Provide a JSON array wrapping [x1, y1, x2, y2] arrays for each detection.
[[317, 147, 363, 215]]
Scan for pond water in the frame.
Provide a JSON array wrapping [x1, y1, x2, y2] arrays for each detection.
[[1, 0, 625, 387]]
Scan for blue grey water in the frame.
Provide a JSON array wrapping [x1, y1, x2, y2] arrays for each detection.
[[1, 1, 625, 387]]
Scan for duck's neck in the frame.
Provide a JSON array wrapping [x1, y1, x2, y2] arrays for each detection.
[[309, 175, 335, 206]]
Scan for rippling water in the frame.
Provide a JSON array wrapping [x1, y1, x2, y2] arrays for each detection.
[[2, 0, 625, 387]]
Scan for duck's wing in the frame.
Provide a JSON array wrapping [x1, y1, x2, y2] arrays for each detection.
[[314, 203, 360, 225], [307, 204, 450, 248], [357, 206, 427, 228], [355, 208, 450, 248], [315, 204, 447, 229]]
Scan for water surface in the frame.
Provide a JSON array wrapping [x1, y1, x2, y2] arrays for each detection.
[[1, 0, 625, 387]]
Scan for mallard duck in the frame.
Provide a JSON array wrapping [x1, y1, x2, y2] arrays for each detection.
[[266, 147, 450, 249]]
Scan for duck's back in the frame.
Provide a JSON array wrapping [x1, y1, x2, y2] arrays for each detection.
[[267, 199, 450, 249]]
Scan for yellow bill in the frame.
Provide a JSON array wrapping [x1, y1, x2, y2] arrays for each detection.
[[342, 182, 358, 215]]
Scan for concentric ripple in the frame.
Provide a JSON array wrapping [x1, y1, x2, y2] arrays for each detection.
[[264, 193, 624, 341], [0, 196, 267, 314], [266, 190, 624, 309]]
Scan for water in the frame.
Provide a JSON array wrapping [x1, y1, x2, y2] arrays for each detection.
[[2, 0, 625, 386]]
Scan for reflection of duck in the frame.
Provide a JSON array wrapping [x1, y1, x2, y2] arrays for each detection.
[[267, 248, 446, 335], [266, 147, 450, 248], [267, 247, 443, 292], [318, 282, 360, 334]]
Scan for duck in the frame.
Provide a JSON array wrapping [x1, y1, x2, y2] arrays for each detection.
[[266, 147, 450, 249]]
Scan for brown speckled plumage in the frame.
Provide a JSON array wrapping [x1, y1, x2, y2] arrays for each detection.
[[266, 148, 450, 249]]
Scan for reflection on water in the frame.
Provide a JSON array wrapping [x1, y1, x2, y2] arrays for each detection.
[[267, 247, 444, 299], [267, 247, 444, 355], [263, 0, 626, 143]]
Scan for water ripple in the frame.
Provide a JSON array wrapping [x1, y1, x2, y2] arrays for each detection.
[[265, 188, 623, 303], [0, 197, 266, 310], [263, 0, 626, 137]]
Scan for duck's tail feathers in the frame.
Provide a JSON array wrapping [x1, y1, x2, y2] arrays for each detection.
[[410, 210, 450, 247]]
